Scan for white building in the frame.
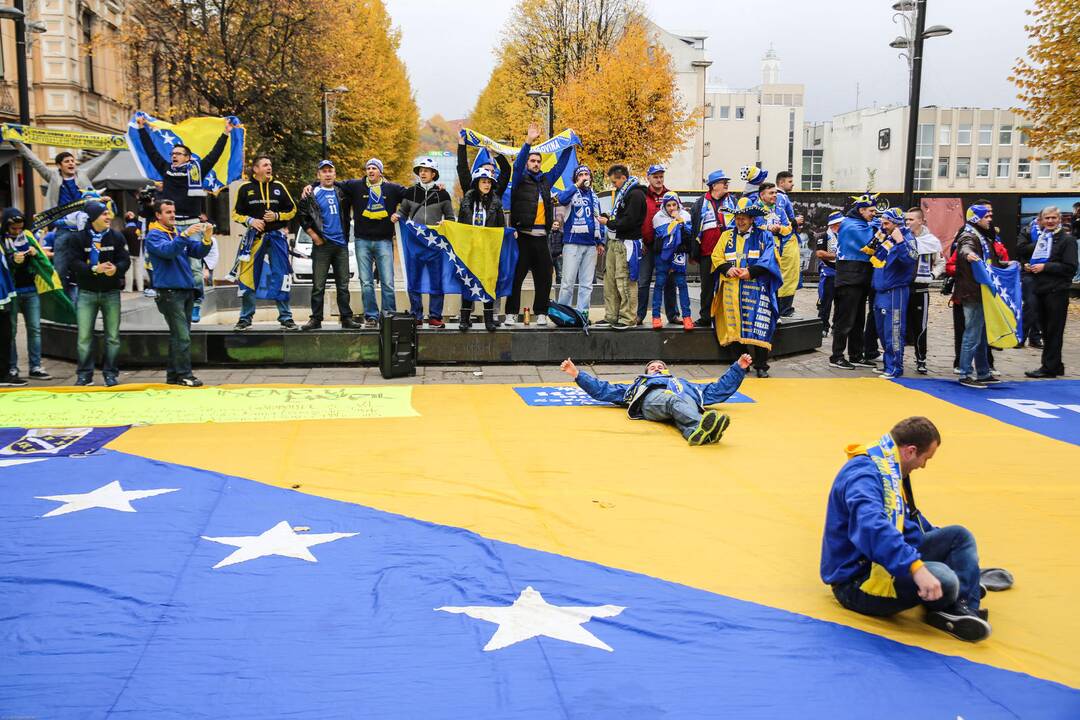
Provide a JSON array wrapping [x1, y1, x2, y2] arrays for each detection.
[[806, 105, 1080, 193]]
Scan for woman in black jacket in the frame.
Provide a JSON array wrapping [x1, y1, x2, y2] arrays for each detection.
[[457, 167, 507, 331]]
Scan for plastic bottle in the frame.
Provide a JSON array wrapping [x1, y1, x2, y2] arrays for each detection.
[[523, 306, 531, 325]]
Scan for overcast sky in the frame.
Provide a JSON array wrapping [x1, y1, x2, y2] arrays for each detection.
[[385, 0, 1034, 122]]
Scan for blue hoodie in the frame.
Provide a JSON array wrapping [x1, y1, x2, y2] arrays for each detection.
[[144, 221, 211, 289], [871, 226, 918, 292], [575, 362, 747, 419]]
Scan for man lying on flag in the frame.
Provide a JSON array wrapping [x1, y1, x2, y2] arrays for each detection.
[[397, 218, 518, 322]]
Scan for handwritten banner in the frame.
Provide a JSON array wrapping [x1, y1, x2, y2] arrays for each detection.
[[0, 386, 418, 428], [3, 123, 128, 151]]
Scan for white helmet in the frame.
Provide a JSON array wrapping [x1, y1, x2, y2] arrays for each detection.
[[413, 157, 440, 180]]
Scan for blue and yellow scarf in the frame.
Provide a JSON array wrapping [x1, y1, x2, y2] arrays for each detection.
[[850, 434, 906, 598], [363, 181, 388, 220]]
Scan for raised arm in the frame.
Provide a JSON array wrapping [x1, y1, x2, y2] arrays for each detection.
[[11, 141, 54, 181], [560, 357, 628, 404], [696, 360, 749, 405], [199, 130, 231, 174], [136, 126, 171, 176], [456, 142, 472, 192], [80, 148, 121, 178]]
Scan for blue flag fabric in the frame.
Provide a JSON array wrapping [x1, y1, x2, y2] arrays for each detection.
[[3, 450, 1079, 719], [0, 426, 128, 458], [126, 113, 245, 193], [970, 258, 1024, 348], [399, 220, 518, 301], [462, 128, 581, 207]]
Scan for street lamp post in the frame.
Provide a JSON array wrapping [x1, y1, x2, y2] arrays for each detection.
[[890, 0, 951, 209], [319, 85, 349, 160], [526, 88, 554, 139], [0, 2, 38, 214]]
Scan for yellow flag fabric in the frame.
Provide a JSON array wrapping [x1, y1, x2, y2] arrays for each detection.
[[438, 221, 506, 298]]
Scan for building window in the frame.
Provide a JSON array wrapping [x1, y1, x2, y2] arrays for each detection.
[[956, 157, 970, 178], [939, 125, 951, 146], [957, 124, 971, 145], [735, 106, 745, 120], [1059, 163, 1072, 179], [788, 109, 796, 170], [978, 124, 993, 145], [1018, 158, 1031, 178], [914, 124, 934, 190], [801, 149, 823, 190], [704, 103, 714, 119], [997, 158, 1010, 178], [1038, 159, 1052, 178], [976, 158, 990, 177], [937, 157, 950, 178], [82, 10, 96, 93], [763, 94, 773, 105], [999, 126, 1013, 145], [1020, 127, 1031, 145], [719, 105, 730, 120]]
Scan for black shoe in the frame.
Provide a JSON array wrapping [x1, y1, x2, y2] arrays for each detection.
[[302, 318, 323, 331], [234, 319, 252, 331], [281, 319, 300, 331], [977, 608, 989, 621], [755, 368, 769, 378], [924, 604, 992, 642], [694, 318, 712, 328], [178, 376, 204, 387], [29, 367, 51, 380], [666, 318, 682, 326], [0, 375, 30, 387], [916, 361, 928, 375], [864, 353, 881, 362], [705, 413, 731, 444], [976, 375, 1002, 385], [1025, 368, 1056, 379], [482, 309, 498, 332], [364, 317, 378, 329], [688, 410, 722, 446], [459, 310, 472, 331], [340, 317, 363, 330], [829, 359, 856, 370], [958, 377, 987, 389], [104, 375, 119, 388], [1030, 339, 1044, 349], [74, 376, 93, 387], [593, 319, 611, 327], [851, 358, 876, 368], [611, 322, 630, 330]]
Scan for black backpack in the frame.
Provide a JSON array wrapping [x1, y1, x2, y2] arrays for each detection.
[[546, 301, 590, 333]]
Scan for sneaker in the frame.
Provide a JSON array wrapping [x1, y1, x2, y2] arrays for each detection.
[[191, 306, 201, 323], [364, 317, 378, 329], [234, 319, 252, 331], [989, 369, 1001, 377], [302, 318, 323, 331], [755, 368, 770, 378], [611, 322, 631, 331], [535, 314, 548, 327], [976, 375, 1001, 385], [666, 318, 681, 326], [688, 409, 723, 446], [28, 367, 51, 380], [503, 313, 518, 327], [0, 375, 29, 387], [280, 319, 300, 331], [865, 353, 881, 362], [103, 375, 119, 388], [829, 359, 856, 370], [694, 318, 712, 328], [594, 319, 612, 327], [682, 317, 695, 331], [916, 361, 928, 375], [953, 366, 963, 375], [924, 604, 992, 643], [74, 377, 94, 387], [958, 377, 987, 389], [651, 317, 663, 330], [872, 366, 887, 374], [178, 376, 204, 387], [143, 288, 157, 298], [879, 372, 899, 380], [850, 358, 876, 368], [705, 413, 731, 444], [429, 318, 446, 329]]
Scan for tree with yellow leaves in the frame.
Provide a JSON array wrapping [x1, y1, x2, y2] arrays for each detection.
[[1012, 0, 1080, 170], [556, 20, 696, 176], [468, 56, 538, 147]]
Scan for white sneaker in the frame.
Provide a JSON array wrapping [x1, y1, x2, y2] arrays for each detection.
[[953, 367, 964, 375], [989, 369, 1001, 377], [535, 314, 548, 327], [503, 313, 517, 327]]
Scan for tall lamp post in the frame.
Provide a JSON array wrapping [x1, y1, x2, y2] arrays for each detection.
[[319, 85, 349, 160], [0, 3, 47, 215], [890, 0, 951, 209], [526, 88, 554, 139]]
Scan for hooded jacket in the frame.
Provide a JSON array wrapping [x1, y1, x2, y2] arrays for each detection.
[[652, 204, 692, 271], [143, 221, 213, 290], [398, 184, 454, 227], [952, 223, 1006, 305], [574, 361, 747, 420]]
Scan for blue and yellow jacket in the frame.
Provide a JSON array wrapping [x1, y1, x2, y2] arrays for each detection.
[[871, 226, 918, 292], [575, 362, 747, 419], [820, 446, 935, 587], [144, 222, 212, 290]]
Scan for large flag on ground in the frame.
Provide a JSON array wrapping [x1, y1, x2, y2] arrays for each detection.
[[462, 128, 580, 206], [398, 220, 518, 302], [971, 258, 1023, 349], [126, 113, 245, 193]]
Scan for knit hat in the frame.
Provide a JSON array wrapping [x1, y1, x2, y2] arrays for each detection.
[[365, 158, 384, 173], [739, 165, 768, 185], [574, 164, 592, 180], [661, 192, 682, 209], [413, 156, 440, 180], [966, 203, 992, 223], [705, 169, 731, 187], [84, 201, 108, 224], [647, 164, 666, 177], [880, 207, 905, 225], [827, 211, 844, 226]]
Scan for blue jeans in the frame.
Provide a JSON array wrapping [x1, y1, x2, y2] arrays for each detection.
[[76, 289, 121, 381], [558, 243, 598, 315], [355, 238, 396, 319], [9, 292, 42, 370], [640, 389, 702, 439], [408, 290, 444, 320], [873, 286, 909, 376], [832, 525, 981, 616], [652, 263, 691, 319], [154, 288, 195, 381], [239, 289, 292, 323], [636, 244, 677, 322], [959, 302, 990, 380]]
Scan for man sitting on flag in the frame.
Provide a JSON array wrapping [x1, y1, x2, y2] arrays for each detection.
[[711, 198, 782, 378], [3, 208, 73, 381], [397, 158, 455, 328], [951, 203, 1006, 388], [821, 416, 992, 643], [457, 167, 509, 332], [869, 208, 918, 379], [559, 354, 752, 446], [230, 156, 298, 331]]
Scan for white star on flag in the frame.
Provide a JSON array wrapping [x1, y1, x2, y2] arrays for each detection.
[[202, 520, 358, 569], [36, 480, 178, 518], [158, 131, 178, 146], [437, 586, 625, 652]]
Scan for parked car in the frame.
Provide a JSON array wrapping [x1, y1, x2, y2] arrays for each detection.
[[290, 227, 359, 284]]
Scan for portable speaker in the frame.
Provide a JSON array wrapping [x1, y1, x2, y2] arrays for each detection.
[[378, 312, 418, 379]]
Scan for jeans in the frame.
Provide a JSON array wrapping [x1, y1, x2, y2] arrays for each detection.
[[817, 273, 835, 332], [191, 255, 205, 306], [832, 525, 981, 616], [76, 289, 121, 381], [311, 241, 354, 322], [959, 302, 990, 380], [636, 244, 677, 322], [355, 238, 396, 319], [408, 290, 444, 321], [652, 263, 691, 318], [239, 289, 293, 323], [558, 243, 598, 314], [154, 288, 195, 381], [9, 292, 42, 371], [603, 239, 636, 325], [640, 388, 703, 439]]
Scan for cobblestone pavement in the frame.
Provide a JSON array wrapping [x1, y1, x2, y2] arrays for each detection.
[[12, 287, 1080, 385]]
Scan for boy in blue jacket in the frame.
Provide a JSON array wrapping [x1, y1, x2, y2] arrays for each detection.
[[559, 353, 752, 446], [650, 193, 694, 330], [870, 208, 918, 378], [820, 416, 991, 642]]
